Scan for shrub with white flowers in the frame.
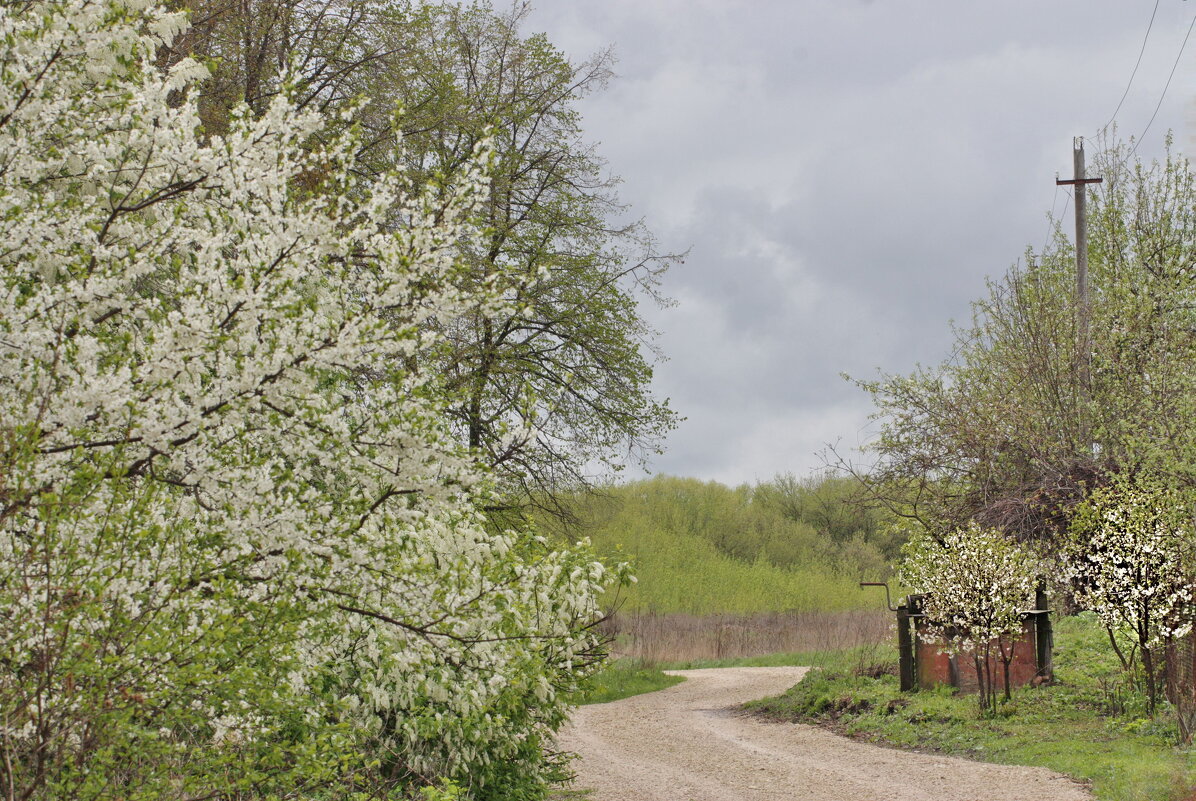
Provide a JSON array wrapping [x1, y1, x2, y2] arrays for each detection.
[[899, 523, 1039, 711], [0, 2, 620, 799], [1063, 473, 1195, 712]]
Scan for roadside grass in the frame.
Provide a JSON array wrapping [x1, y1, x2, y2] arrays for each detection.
[[570, 636, 891, 707], [745, 613, 1196, 801], [571, 659, 684, 705], [570, 615, 892, 707]]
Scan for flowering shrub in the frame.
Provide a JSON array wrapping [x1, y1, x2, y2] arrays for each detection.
[[1064, 474, 1195, 711], [899, 523, 1039, 711], [0, 2, 619, 798]]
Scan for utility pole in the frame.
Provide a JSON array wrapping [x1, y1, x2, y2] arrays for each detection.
[[1056, 138, 1103, 414]]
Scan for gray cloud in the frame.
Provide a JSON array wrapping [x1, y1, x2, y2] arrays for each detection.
[[527, 0, 1196, 484]]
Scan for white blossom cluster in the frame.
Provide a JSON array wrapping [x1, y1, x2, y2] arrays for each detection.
[[1063, 477, 1195, 645], [898, 522, 1039, 657], [0, 1, 618, 797]]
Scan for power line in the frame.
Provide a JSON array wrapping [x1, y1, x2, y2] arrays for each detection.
[[1102, 0, 1160, 132], [1040, 7, 1188, 277], [1048, 190, 1072, 261], [1039, 183, 1061, 260], [1128, 10, 1196, 159]]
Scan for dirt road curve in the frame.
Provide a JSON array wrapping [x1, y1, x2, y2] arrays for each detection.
[[557, 667, 1092, 801]]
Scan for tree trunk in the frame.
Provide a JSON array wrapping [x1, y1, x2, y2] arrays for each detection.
[[973, 652, 987, 712], [999, 636, 1013, 701], [1139, 608, 1158, 714], [1143, 644, 1158, 714], [1107, 625, 1135, 671], [984, 645, 995, 711]]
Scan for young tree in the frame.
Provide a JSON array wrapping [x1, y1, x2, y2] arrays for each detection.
[[899, 524, 1039, 711], [1063, 474, 1195, 711], [0, 2, 617, 798]]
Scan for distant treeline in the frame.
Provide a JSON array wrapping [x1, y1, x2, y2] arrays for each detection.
[[542, 474, 904, 615]]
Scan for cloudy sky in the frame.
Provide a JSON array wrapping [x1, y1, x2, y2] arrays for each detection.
[[523, 0, 1196, 486]]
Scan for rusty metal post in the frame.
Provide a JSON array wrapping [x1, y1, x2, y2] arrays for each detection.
[[1035, 584, 1054, 680], [859, 582, 917, 691], [897, 603, 916, 692]]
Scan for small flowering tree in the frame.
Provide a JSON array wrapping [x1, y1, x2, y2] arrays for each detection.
[[1063, 474, 1195, 712], [0, 2, 619, 799], [899, 523, 1039, 712]]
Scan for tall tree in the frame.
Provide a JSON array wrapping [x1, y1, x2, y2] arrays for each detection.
[[167, 0, 680, 516], [370, 2, 680, 515], [842, 140, 1196, 544]]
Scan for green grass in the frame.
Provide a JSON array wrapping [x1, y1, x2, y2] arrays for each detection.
[[571, 660, 685, 705], [745, 613, 1196, 801]]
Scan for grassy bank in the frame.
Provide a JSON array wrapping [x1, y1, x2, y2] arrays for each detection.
[[746, 613, 1196, 801], [572, 659, 684, 705]]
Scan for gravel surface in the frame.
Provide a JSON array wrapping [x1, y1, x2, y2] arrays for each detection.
[[557, 666, 1093, 801]]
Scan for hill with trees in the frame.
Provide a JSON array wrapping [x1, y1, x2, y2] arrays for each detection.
[[542, 474, 903, 614]]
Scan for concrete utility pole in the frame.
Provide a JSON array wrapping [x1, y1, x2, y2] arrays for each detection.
[[1056, 138, 1103, 394]]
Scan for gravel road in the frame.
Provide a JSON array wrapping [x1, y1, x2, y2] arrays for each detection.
[[557, 666, 1092, 801]]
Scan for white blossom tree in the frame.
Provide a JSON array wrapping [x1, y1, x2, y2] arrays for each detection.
[[1063, 474, 1195, 712], [0, 2, 619, 798], [899, 523, 1039, 712]]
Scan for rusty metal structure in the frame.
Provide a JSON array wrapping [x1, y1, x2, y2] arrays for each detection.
[[862, 583, 1053, 693]]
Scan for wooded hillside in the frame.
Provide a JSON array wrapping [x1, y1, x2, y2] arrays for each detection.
[[542, 474, 902, 614]]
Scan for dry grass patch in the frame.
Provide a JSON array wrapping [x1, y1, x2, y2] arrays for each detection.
[[602, 609, 891, 664]]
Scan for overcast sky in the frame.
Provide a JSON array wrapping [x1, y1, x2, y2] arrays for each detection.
[[523, 0, 1196, 487]]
